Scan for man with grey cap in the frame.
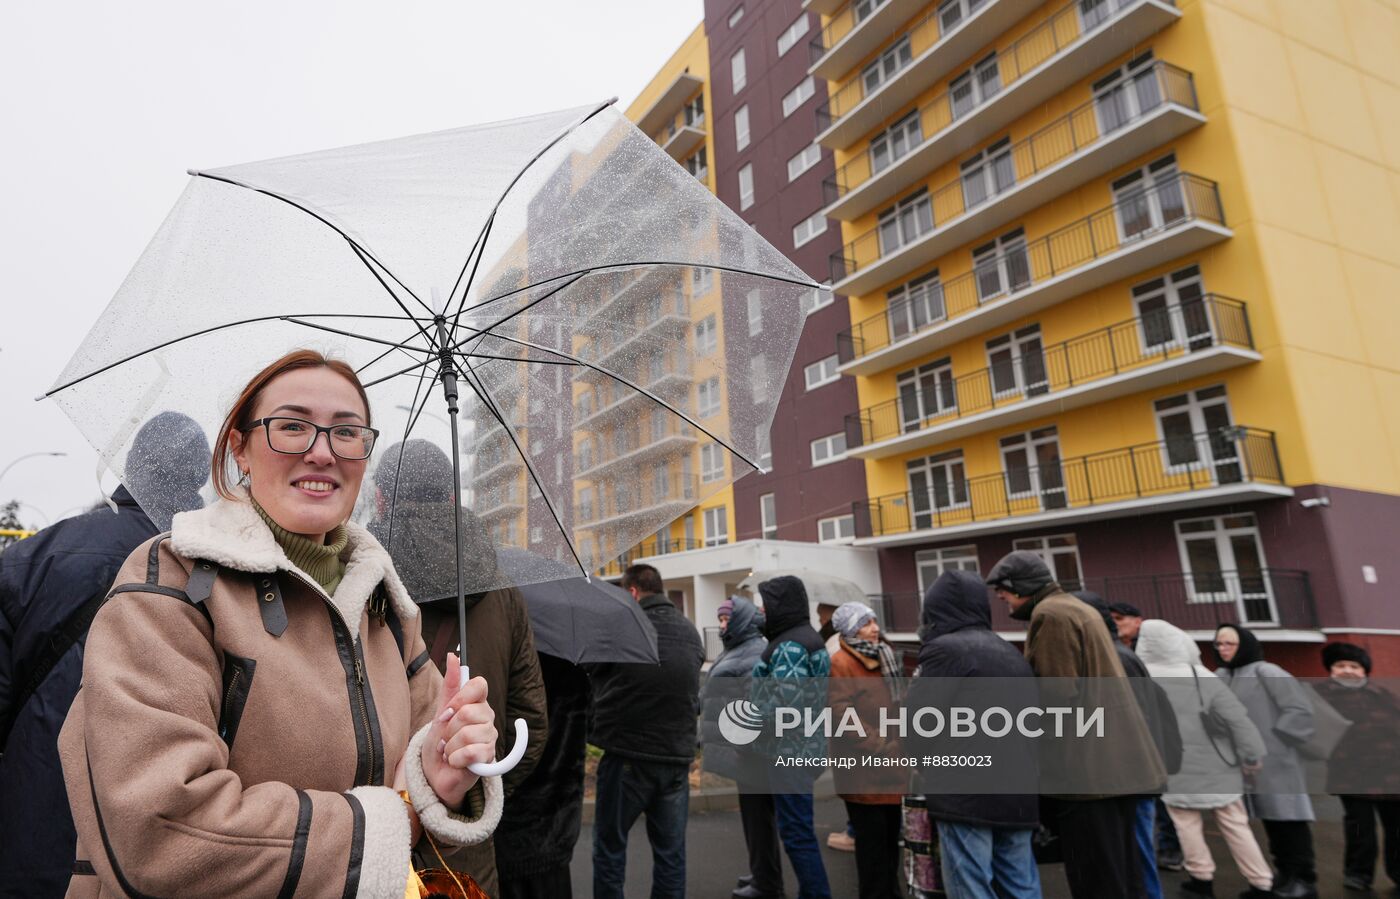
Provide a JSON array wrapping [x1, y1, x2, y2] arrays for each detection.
[[986, 549, 1166, 898]]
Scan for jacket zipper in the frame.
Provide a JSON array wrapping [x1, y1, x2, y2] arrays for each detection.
[[352, 643, 376, 783], [220, 668, 243, 740]]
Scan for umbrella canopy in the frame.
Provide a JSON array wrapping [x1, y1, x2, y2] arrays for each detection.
[[738, 569, 871, 608], [496, 549, 657, 665], [45, 100, 825, 601]]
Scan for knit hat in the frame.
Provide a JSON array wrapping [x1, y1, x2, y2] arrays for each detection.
[[1322, 641, 1372, 675], [832, 601, 877, 639], [717, 596, 736, 620]]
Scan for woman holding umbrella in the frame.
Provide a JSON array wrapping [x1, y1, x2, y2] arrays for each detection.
[[58, 350, 502, 898]]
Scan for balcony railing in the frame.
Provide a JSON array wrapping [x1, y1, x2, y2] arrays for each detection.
[[594, 536, 705, 578], [823, 60, 1197, 215], [876, 568, 1316, 635], [577, 473, 699, 528], [808, 0, 951, 70], [576, 290, 690, 366], [832, 170, 1223, 315], [845, 296, 1253, 447], [575, 417, 696, 479], [575, 356, 692, 427], [855, 427, 1284, 538], [816, 0, 1164, 135]]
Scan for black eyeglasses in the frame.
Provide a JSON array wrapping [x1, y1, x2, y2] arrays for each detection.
[[242, 417, 379, 460]]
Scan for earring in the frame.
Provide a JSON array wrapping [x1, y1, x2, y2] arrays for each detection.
[[239, 470, 250, 485]]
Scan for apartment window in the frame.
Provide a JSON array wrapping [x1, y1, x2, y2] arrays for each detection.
[[1154, 385, 1240, 480], [530, 526, 543, 544], [755, 424, 772, 469], [554, 453, 563, 485], [701, 442, 726, 482], [684, 149, 708, 182], [938, 0, 989, 32], [735, 105, 751, 151], [576, 437, 594, 472], [897, 357, 956, 430], [578, 486, 595, 522], [695, 314, 718, 355], [1012, 534, 1082, 589], [750, 355, 766, 402], [1134, 265, 1212, 352], [972, 228, 1031, 301], [652, 460, 671, 498], [1175, 513, 1273, 621], [802, 285, 834, 315], [916, 545, 980, 595], [738, 163, 755, 210], [697, 376, 721, 417], [747, 289, 763, 335], [728, 5, 745, 27], [1079, 0, 1128, 31], [810, 432, 847, 466], [907, 450, 969, 529], [855, 0, 891, 21], [530, 479, 542, 499], [646, 352, 670, 385], [885, 276, 943, 347], [704, 506, 730, 546], [862, 37, 913, 97], [949, 53, 1001, 119], [760, 493, 778, 538], [692, 266, 714, 296], [960, 137, 1015, 210], [787, 142, 822, 182], [684, 95, 705, 128], [731, 49, 747, 93], [782, 76, 817, 117], [777, 14, 810, 56], [818, 514, 856, 543], [1113, 154, 1185, 240], [870, 110, 922, 174], [986, 323, 1048, 397], [1094, 52, 1159, 134], [1000, 426, 1065, 509], [804, 354, 840, 390], [792, 211, 828, 248], [877, 189, 933, 255]]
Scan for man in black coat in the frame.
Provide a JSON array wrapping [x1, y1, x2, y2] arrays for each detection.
[[586, 563, 704, 899], [0, 411, 207, 898], [916, 569, 1041, 898]]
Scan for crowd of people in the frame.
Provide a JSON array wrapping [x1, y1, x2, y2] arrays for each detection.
[[0, 348, 1397, 899]]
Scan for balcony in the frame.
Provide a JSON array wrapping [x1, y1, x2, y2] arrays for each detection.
[[845, 296, 1258, 457], [576, 291, 691, 370], [594, 536, 704, 579], [574, 418, 698, 481], [577, 473, 699, 532], [661, 121, 706, 162], [574, 267, 686, 337], [476, 485, 525, 521], [472, 454, 524, 485], [853, 427, 1291, 547], [816, 0, 1180, 151], [634, 71, 705, 137], [836, 174, 1230, 374], [823, 60, 1201, 226], [877, 569, 1316, 636], [575, 356, 693, 430]]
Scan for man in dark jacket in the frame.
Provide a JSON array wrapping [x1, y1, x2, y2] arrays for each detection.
[[918, 569, 1040, 898], [0, 411, 207, 898], [987, 550, 1166, 898], [587, 563, 704, 899]]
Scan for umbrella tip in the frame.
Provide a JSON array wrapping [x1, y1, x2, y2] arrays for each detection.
[[186, 168, 201, 177]]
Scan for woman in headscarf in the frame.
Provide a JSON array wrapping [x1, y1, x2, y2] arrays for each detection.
[[1214, 623, 1317, 898]]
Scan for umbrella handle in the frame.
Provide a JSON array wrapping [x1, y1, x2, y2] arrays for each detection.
[[467, 717, 529, 777]]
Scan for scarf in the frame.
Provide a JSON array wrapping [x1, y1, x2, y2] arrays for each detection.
[[842, 636, 906, 703]]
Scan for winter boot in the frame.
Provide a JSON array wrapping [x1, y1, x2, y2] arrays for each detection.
[[1180, 877, 1215, 897], [1237, 888, 1273, 899], [1271, 877, 1319, 899]]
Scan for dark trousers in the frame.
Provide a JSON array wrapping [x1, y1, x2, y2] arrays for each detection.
[[1155, 797, 1181, 854], [591, 753, 689, 899], [739, 792, 783, 895], [1052, 796, 1144, 898], [499, 864, 571, 899], [1262, 818, 1316, 884], [844, 801, 902, 899], [772, 793, 833, 899], [1340, 796, 1400, 887]]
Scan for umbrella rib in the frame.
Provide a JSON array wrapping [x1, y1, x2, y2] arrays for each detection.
[[453, 271, 590, 362], [446, 98, 617, 325], [380, 356, 440, 554], [188, 171, 435, 317], [345, 241, 441, 352], [443, 210, 496, 346], [459, 352, 577, 366], [282, 317, 436, 354], [355, 322, 436, 376], [460, 332, 765, 474], [457, 365, 591, 581], [360, 355, 440, 390]]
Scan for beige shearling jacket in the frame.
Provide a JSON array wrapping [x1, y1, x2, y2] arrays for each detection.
[[58, 495, 503, 898]]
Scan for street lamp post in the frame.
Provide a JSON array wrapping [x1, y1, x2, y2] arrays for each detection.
[[0, 451, 68, 494]]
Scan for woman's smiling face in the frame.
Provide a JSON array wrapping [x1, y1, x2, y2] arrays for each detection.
[[230, 366, 370, 542]]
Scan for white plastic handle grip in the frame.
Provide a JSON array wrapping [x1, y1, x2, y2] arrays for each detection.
[[468, 717, 528, 778]]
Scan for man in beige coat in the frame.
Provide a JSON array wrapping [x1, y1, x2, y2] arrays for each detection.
[[987, 550, 1166, 898]]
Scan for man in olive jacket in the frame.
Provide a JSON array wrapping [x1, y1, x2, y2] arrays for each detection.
[[587, 563, 704, 899], [987, 550, 1166, 898]]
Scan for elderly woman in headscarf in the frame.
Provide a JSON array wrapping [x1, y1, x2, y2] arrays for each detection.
[[828, 601, 905, 899]]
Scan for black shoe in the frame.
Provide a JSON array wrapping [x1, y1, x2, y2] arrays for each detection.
[[735, 875, 754, 889], [1237, 889, 1272, 899], [1272, 878, 1319, 899], [732, 886, 782, 899], [1159, 849, 1186, 871], [1342, 876, 1374, 893], [1180, 877, 1215, 897]]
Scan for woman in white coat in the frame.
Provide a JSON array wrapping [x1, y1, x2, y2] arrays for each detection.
[[1137, 620, 1273, 898]]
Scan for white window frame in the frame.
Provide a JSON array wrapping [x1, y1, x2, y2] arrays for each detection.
[[949, 53, 1000, 119], [877, 189, 933, 255], [697, 376, 722, 418], [861, 37, 913, 98], [1112, 154, 1184, 241], [972, 227, 1031, 301], [869, 110, 922, 175], [804, 354, 840, 390], [777, 14, 810, 56], [787, 143, 822, 182], [887, 271, 946, 342], [760, 493, 778, 538], [1012, 534, 1083, 589], [695, 314, 718, 355], [735, 105, 751, 151], [915, 544, 980, 595], [792, 211, 828, 248], [907, 450, 970, 529], [1132, 264, 1211, 355], [985, 323, 1047, 398], [810, 432, 848, 467], [747, 288, 763, 335], [856, 0, 891, 24], [731, 49, 747, 93], [801, 284, 834, 316], [701, 442, 726, 482], [781, 76, 816, 117], [755, 423, 772, 469], [530, 525, 543, 544], [818, 514, 856, 544], [959, 137, 1016, 211], [938, 0, 990, 33], [1093, 52, 1159, 134], [896, 357, 956, 431], [703, 506, 729, 546], [738, 163, 755, 210], [1174, 512, 1277, 622], [750, 355, 766, 402], [685, 148, 708, 182], [1000, 426, 1065, 509], [1153, 384, 1238, 476], [728, 5, 745, 27], [692, 266, 714, 296]]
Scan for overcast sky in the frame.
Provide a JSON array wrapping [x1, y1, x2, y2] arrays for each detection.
[[0, 0, 702, 526]]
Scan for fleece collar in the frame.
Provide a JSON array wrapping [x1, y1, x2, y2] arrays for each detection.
[[170, 491, 418, 641]]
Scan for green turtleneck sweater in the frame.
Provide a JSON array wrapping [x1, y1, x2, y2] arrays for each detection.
[[252, 500, 348, 596]]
